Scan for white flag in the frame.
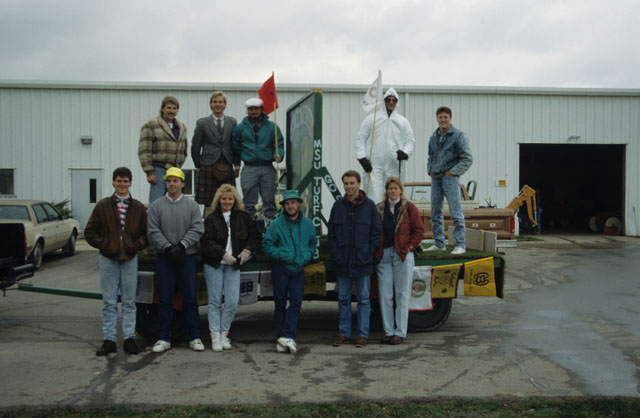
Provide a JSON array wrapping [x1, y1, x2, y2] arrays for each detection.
[[362, 70, 383, 114], [409, 266, 434, 311]]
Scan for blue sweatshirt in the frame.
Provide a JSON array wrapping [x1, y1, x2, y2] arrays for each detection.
[[262, 211, 316, 272]]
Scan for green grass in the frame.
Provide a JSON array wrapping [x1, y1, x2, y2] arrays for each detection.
[[3, 398, 640, 418], [516, 235, 543, 242]]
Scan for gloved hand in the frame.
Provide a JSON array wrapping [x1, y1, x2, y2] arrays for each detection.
[[358, 157, 372, 173], [396, 150, 409, 161], [222, 252, 237, 265], [238, 248, 252, 265], [165, 243, 186, 265]]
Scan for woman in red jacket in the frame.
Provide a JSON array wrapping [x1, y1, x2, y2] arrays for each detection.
[[374, 177, 424, 344]]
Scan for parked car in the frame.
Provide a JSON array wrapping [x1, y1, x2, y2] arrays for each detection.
[[0, 200, 79, 269]]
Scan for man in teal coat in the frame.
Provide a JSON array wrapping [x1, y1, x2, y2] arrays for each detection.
[[262, 190, 316, 354], [232, 98, 284, 222]]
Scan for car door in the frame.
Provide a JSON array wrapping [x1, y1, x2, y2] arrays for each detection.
[[42, 203, 66, 249], [31, 204, 58, 252]]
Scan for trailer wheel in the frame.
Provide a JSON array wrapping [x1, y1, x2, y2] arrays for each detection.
[[135, 303, 188, 342], [408, 298, 452, 332]]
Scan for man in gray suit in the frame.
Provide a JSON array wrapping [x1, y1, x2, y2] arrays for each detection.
[[191, 91, 239, 216]]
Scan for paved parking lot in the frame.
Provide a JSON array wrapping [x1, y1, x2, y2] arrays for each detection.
[[1, 234, 639, 408]]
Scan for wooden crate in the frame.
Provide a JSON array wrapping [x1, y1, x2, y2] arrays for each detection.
[[420, 208, 515, 240]]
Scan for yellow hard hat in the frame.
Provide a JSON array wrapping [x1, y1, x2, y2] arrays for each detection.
[[163, 167, 185, 181]]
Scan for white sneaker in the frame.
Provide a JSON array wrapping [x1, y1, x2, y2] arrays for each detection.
[[220, 331, 232, 350], [276, 343, 287, 353], [286, 339, 297, 354], [189, 338, 205, 352], [451, 246, 466, 255], [277, 337, 297, 354], [152, 339, 171, 353], [425, 244, 445, 252], [211, 332, 223, 352]]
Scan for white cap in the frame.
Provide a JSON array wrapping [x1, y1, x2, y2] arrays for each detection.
[[245, 98, 263, 108], [384, 87, 399, 101]]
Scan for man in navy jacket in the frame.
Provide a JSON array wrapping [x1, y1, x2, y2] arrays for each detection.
[[328, 170, 382, 348]]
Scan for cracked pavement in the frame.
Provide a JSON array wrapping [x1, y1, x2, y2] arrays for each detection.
[[1, 234, 639, 408]]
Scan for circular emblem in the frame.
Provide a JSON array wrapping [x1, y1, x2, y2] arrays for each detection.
[[412, 279, 426, 297]]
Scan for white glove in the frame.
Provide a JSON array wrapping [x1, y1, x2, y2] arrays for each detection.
[[238, 249, 252, 265], [222, 252, 237, 265]]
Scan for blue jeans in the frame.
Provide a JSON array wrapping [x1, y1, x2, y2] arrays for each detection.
[[99, 255, 138, 341], [376, 248, 415, 338], [336, 273, 370, 338], [156, 253, 201, 341], [203, 263, 240, 333], [536, 207, 542, 232], [431, 175, 466, 248], [149, 166, 167, 204], [272, 263, 305, 339]]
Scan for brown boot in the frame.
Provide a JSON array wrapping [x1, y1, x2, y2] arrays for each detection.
[[333, 335, 350, 346]]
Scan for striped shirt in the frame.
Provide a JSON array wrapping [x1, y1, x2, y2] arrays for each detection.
[[115, 196, 130, 230]]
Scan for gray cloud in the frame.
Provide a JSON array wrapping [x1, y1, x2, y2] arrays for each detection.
[[1, 0, 638, 87]]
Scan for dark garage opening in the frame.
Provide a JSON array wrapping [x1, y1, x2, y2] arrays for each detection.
[[519, 144, 625, 234]]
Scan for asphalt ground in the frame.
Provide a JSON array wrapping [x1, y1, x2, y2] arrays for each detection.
[[0, 234, 639, 408]]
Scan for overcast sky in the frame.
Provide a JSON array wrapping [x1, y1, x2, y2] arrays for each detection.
[[1, 0, 638, 88]]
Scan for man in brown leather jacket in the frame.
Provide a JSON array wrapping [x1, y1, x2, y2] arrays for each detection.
[[85, 167, 148, 356]]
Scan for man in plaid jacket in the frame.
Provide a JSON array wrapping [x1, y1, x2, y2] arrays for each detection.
[[138, 95, 188, 204]]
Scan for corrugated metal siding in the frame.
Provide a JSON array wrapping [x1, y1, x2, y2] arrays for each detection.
[[1, 82, 639, 235]]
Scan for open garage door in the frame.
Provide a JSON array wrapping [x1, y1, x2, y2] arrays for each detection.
[[519, 144, 625, 234]]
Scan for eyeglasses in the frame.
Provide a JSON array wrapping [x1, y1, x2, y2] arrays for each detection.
[[385, 98, 398, 103]]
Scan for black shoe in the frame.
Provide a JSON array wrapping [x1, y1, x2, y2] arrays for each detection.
[[123, 338, 140, 355], [96, 340, 116, 356], [380, 335, 393, 344]]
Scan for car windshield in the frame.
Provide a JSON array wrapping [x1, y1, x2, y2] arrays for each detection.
[[0, 205, 30, 221]]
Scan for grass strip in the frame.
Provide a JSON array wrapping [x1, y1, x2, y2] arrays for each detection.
[[3, 397, 640, 418]]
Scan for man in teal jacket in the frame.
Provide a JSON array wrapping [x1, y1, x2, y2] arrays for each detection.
[[262, 190, 316, 354], [232, 98, 284, 222]]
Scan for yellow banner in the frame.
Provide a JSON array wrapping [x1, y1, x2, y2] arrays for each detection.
[[304, 262, 326, 296], [432, 263, 462, 299], [463, 257, 496, 297]]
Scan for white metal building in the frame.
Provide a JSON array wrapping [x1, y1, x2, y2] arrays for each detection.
[[1, 81, 639, 236]]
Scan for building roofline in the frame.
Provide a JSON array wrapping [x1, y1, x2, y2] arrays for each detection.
[[1, 79, 639, 97]]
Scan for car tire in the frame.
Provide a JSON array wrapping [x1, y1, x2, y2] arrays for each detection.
[[135, 302, 188, 342], [408, 298, 452, 332], [62, 232, 76, 256], [31, 241, 44, 270]]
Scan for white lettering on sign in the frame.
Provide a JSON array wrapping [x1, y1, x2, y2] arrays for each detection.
[[311, 137, 323, 259], [324, 175, 338, 193]]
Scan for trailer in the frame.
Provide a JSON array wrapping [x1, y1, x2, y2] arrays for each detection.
[[132, 242, 505, 341]]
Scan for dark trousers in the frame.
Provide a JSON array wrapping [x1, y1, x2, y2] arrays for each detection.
[[156, 253, 201, 341], [272, 263, 305, 339]]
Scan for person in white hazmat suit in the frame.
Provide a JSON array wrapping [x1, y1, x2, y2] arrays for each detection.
[[354, 87, 415, 203]]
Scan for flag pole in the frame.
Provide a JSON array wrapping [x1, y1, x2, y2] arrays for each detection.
[[274, 102, 281, 206], [366, 97, 379, 195]]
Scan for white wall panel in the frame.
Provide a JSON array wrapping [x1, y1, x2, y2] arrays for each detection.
[[1, 82, 639, 235]]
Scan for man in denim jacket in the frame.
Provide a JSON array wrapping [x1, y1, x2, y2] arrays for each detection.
[[426, 106, 473, 255]]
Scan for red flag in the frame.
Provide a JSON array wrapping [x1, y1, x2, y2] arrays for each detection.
[[258, 73, 278, 114]]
